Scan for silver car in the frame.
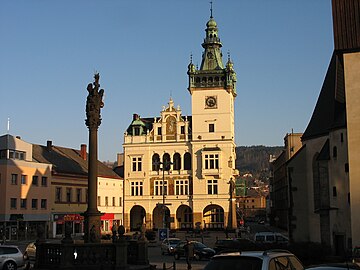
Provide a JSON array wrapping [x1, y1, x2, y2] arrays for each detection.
[[204, 249, 304, 270], [160, 238, 181, 255], [0, 245, 27, 270]]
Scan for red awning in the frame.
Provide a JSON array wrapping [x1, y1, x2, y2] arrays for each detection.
[[101, 213, 114, 220]]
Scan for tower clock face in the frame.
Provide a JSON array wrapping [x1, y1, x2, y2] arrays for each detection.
[[205, 96, 217, 108]]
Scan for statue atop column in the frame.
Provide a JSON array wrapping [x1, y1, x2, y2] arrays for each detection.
[[84, 73, 105, 243], [86, 73, 104, 130]]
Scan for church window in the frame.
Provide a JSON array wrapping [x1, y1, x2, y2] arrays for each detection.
[[205, 154, 219, 169], [154, 180, 167, 196], [157, 127, 162, 135], [207, 180, 218, 195], [208, 77, 213, 82], [131, 181, 143, 196], [209, 124, 215, 133], [175, 180, 189, 195], [173, 153, 181, 170], [184, 153, 192, 170], [152, 154, 160, 171], [196, 77, 200, 83], [132, 157, 142, 171], [181, 126, 185, 134], [333, 146, 337, 158], [215, 76, 219, 81]]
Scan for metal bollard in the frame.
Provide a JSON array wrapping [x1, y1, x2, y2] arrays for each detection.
[[173, 261, 176, 270], [163, 262, 166, 270]]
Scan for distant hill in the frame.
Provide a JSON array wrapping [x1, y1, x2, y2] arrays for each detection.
[[235, 145, 283, 176]]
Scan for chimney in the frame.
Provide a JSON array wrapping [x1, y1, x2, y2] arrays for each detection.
[[46, 140, 52, 151], [80, 144, 87, 160], [133, 113, 139, 120]]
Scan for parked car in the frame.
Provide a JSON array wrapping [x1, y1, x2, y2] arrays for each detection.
[[173, 240, 215, 260], [254, 232, 289, 244], [213, 238, 257, 254], [204, 249, 304, 270], [160, 238, 181, 255], [306, 263, 360, 270], [0, 245, 27, 270]]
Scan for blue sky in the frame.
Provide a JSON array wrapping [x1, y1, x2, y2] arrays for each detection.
[[0, 1, 334, 162]]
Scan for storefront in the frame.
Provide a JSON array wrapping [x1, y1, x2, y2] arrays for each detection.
[[52, 213, 84, 238], [101, 213, 122, 237]]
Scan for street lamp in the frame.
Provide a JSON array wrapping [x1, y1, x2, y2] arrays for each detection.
[[154, 160, 173, 229]]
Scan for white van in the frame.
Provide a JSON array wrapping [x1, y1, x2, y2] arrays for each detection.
[[254, 232, 289, 244]]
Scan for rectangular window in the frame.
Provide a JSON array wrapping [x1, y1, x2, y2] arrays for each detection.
[[209, 123, 215, 133], [21, 175, 27, 185], [158, 127, 162, 135], [98, 196, 101, 206], [154, 180, 168, 196], [105, 196, 109, 206], [32, 175, 38, 186], [205, 154, 219, 169], [41, 177, 47, 187], [112, 197, 116, 206], [175, 180, 189, 195], [132, 157, 142, 171], [55, 187, 62, 202], [66, 188, 72, 203], [181, 126, 185, 134], [10, 198, 17, 209], [32, 199, 38, 209], [11, 174, 18, 185], [207, 179, 218, 194], [119, 197, 122, 207], [134, 127, 140, 136], [20, 199, 27, 209], [41, 199, 47, 209], [131, 181, 143, 196], [76, 188, 82, 203]]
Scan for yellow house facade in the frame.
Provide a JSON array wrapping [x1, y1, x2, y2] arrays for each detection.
[[123, 13, 238, 231], [0, 135, 52, 240]]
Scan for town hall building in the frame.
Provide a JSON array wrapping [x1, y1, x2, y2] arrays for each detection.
[[123, 12, 239, 231]]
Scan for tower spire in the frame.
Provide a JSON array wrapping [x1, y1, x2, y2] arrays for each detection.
[[210, 1, 213, 18]]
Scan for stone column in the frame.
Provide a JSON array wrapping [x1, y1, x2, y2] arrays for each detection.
[[84, 73, 104, 243]]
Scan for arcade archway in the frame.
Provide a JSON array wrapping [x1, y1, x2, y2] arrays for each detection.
[[176, 205, 193, 229], [203, 204, 224, 230], [130, 205, 146, 231], [152, 205, 170, 229]]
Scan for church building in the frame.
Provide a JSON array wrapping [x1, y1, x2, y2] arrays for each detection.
[[122, 11, 238, 231]]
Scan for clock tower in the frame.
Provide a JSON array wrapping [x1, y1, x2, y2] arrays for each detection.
[[187, 12, 237, 142], [187, 8, 238, 229]]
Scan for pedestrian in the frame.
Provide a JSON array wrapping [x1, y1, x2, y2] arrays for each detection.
[[184, 240, 194, 269]]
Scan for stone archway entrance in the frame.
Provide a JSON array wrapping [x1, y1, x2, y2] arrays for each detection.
[[153, 205, 170, 229], [130, 205, 146, 231], [176, 205, 193, 229], [203, 204, 224, 230]]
